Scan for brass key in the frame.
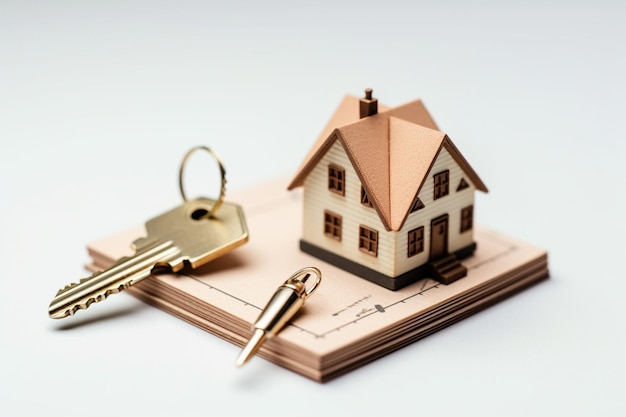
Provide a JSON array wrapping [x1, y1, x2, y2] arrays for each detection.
[[48, 146, 249, 319]]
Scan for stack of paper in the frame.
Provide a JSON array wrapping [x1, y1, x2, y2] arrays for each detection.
[[87, 179, 548, 382]]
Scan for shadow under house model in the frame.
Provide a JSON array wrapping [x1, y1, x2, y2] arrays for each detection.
[[287, 89, 488, 290]]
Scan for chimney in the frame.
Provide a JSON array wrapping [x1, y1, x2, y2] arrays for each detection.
[[359, 88, 378, 119]]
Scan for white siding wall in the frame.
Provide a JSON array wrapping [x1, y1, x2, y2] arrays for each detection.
[[302, 141, 397, 276], [394, 146, 476, 275], [302, 141, 477, 279]]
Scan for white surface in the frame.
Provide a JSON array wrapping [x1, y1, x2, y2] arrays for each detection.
[[1, 1, 625, 416]]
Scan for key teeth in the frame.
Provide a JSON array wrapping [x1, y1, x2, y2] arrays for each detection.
[[65, 294, 98, 317], [50, 242, 180, 319], [55, 273, 101, 297], [58, 282, 132, 318]]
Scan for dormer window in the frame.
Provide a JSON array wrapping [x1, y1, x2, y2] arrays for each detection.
[[457, 178, 470, 191], [433, 170, 450, 200], [328, 164, 345, 196], [361, 186, 373, 207], [410, 197, 425, 212]]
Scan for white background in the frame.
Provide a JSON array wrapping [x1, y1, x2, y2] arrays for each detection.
[[1, 1, 625, 416]]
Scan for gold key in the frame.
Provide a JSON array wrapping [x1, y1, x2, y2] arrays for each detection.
[[48, 146, 249, 319]]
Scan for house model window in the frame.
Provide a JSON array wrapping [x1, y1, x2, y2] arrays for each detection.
[[460, 205, 474, 233], [433, 170, 450, 200], [407, 227, 425, 257], [328, 164, 345, 195], [287, 89, 488, 290], [410, 197, 425, 213], [457, 178, 470, 191], [324, 210, 342, 240], [358, 225, 378, 256], [361, 186, 373, 207]]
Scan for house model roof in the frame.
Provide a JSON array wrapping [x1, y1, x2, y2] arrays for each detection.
[[288, 94, 488, 232]]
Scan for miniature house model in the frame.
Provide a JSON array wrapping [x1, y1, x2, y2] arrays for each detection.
[[288, 89, 488, 290]]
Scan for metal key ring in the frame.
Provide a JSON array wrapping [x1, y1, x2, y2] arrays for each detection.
[[178, 146, 227, 218], [287, 267, 322, 299]]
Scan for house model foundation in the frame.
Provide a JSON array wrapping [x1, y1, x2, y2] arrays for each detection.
[[288, 89, 488, 290]]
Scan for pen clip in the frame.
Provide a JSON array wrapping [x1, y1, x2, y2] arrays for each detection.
[[286, 267, 322, 299]]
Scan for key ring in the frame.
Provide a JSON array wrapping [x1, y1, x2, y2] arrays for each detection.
[[179, 146, 227, 219], [286, 267, 322, 299]]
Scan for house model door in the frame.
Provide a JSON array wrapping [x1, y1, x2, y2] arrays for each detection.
[[430, 214, 449, 260]]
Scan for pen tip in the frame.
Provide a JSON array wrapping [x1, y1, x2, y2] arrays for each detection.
[[236, 329, 266, 367], [236, 349, 252, 368], [235, 355, 247, 368]]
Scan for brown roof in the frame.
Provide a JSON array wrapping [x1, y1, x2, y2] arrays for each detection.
[[288, 95, 488, 232]]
